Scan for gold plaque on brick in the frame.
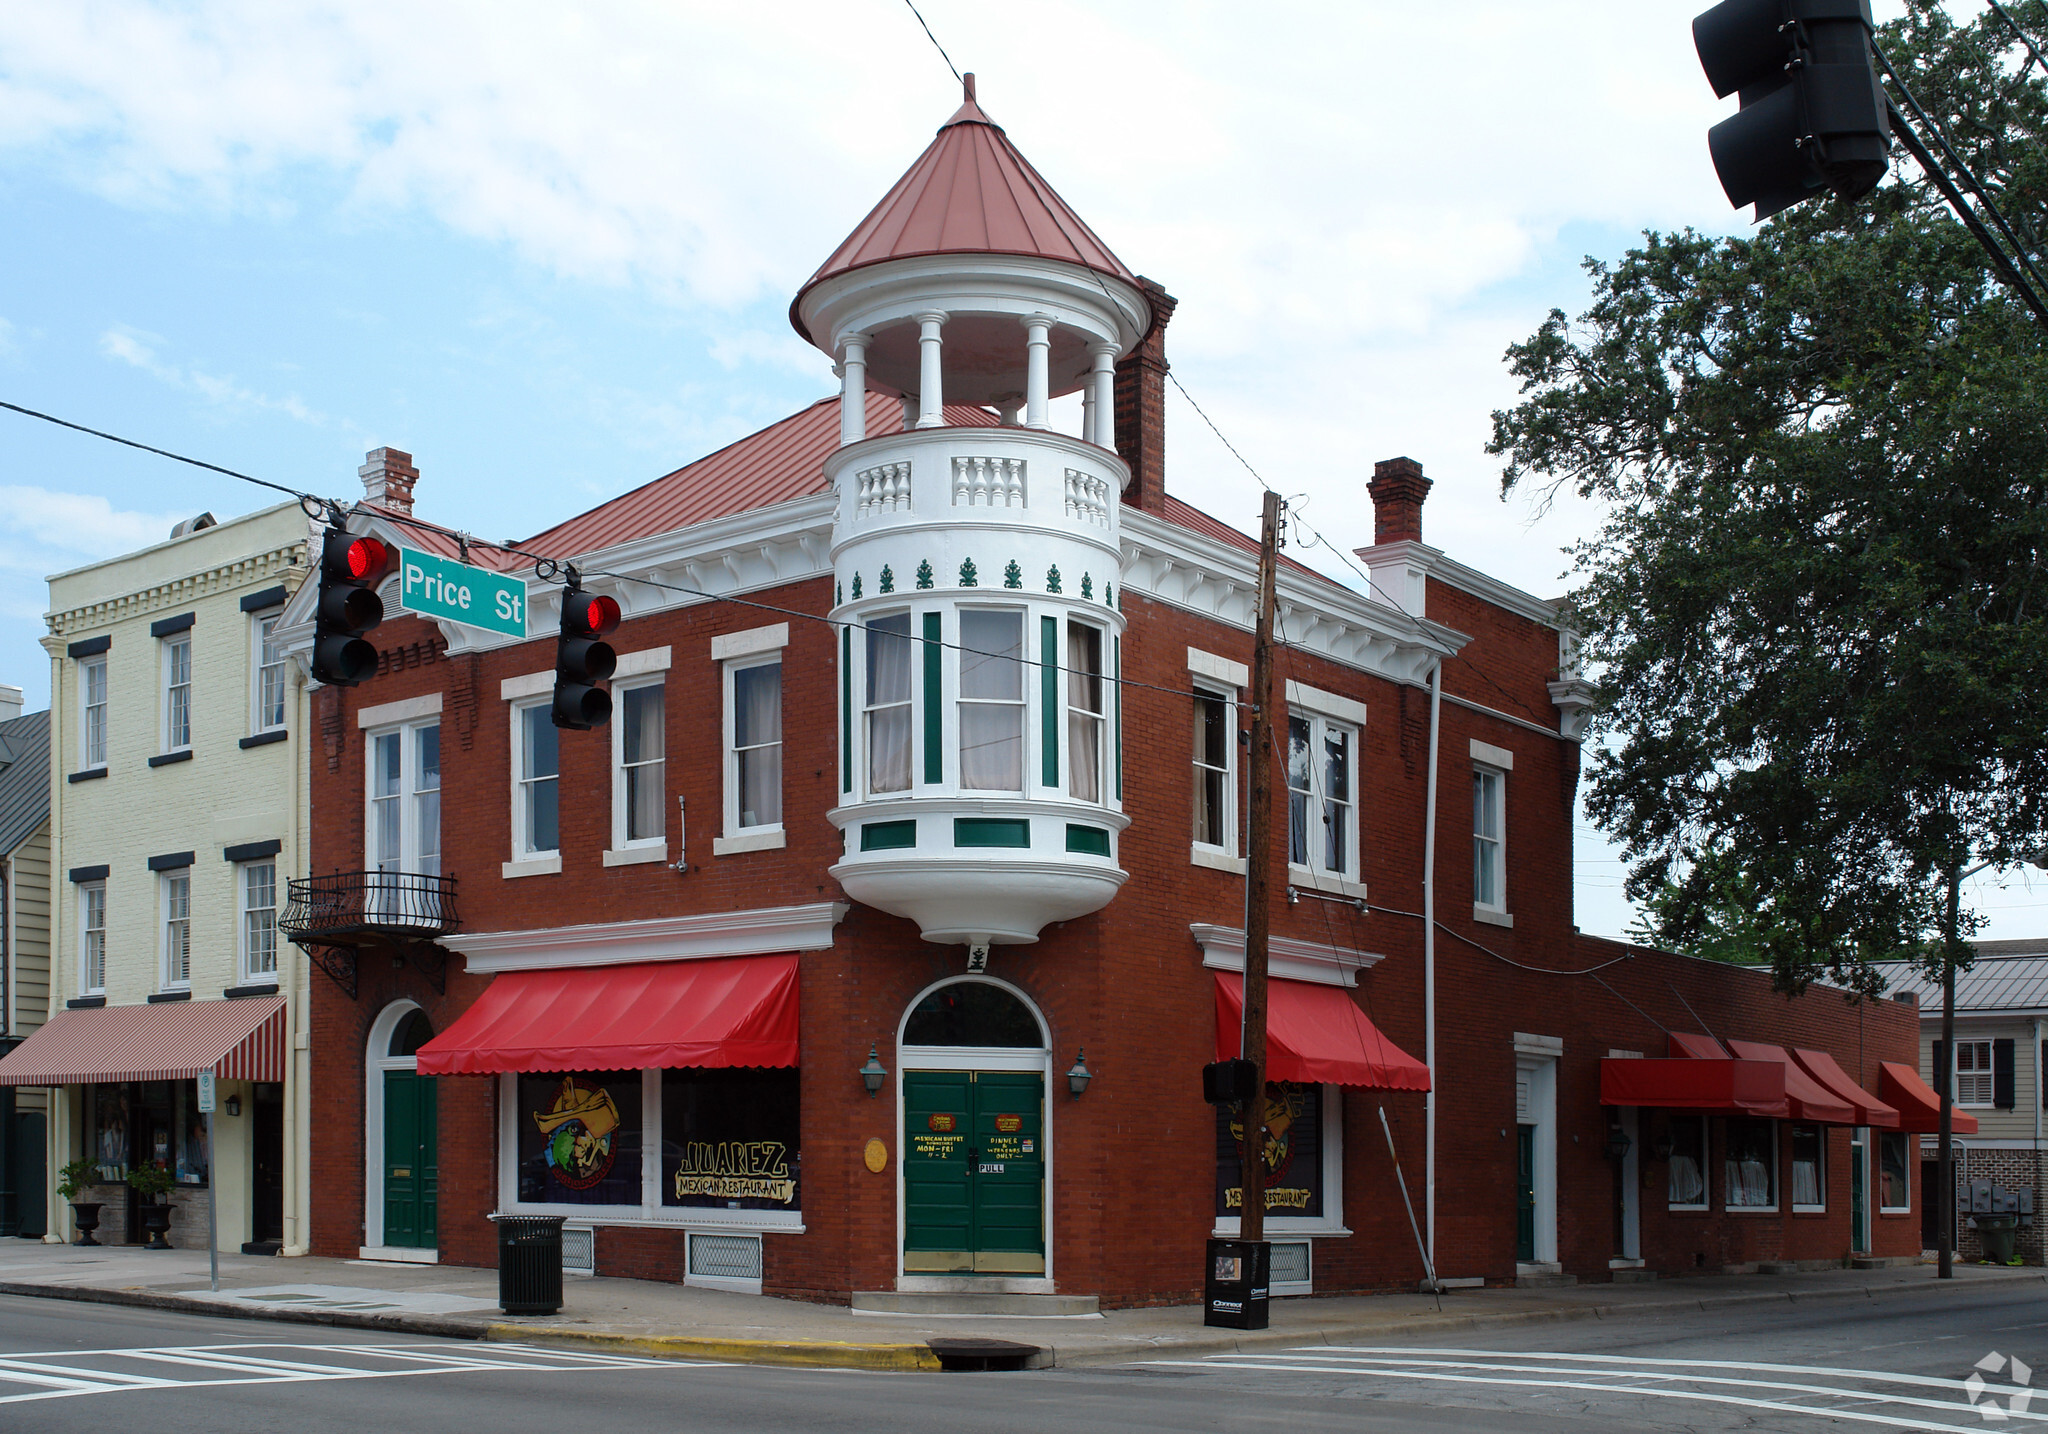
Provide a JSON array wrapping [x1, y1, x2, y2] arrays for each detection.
[[863, 1137, 889, 1174]]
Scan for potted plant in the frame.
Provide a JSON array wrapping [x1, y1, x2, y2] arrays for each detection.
[[55, 1158, 105, 1246], [125, 1162, 176, 1250]]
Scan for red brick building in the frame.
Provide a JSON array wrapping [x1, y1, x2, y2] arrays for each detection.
[[281, 80, 1921, 1307]]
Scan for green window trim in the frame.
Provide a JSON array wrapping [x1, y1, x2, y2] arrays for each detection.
[[1113, 636, 1123, 801], [922, 612, 942, 785], [861, 820, 918, 851], [955, 818, 1030, 849], [1065, 824, 1111, 856], [840, 626, 852, 794], [1040, 615, 1059, 790]]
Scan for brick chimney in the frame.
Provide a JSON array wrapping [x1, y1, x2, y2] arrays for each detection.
[[1367, 456, 1431, 545], [359, 447, 418, 515], [1114, 277, 1178, 515], [0, 684, 21, 723]]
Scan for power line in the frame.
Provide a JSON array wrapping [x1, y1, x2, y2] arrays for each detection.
[[900, 0, 962, 84], [0, 398, 317, 507]]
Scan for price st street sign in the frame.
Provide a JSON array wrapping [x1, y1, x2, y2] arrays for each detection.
[[397, 546, 529, 639]]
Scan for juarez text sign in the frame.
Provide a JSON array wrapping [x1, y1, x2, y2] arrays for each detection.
[[398, 546, 528, 638]]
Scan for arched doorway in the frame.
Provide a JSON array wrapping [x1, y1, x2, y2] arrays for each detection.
[[896, 978, 1051, 1283], [364, 1002, 437, 1258]]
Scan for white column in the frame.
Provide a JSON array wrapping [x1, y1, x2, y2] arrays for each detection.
[[1089, 342, 1118, 450], [1022, 314, 1052, 429], [1081, 387, 1096, 445], [838, 333, 869, 445], [915, 311, 947, 429]]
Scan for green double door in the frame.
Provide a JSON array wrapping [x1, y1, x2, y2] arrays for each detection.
[[382, 1070, 438, 1249], [903, 1070, 1045, 1274]]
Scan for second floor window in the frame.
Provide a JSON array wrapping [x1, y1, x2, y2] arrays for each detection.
[[370, 721, 441, 876], [616, 680, 667, 845], [1955, 1039, 1994, 1105], [81, 657, 108, 769], [517, 701, 559, 857], [1067, 621, 1106, 803], [161, 868, 192, 988], [1287, 712, 1355, 877], [959, 609, 1023, 791], [729, 660, 782, 830], [253, 613, 287, 733], [1192, 689, 1234, 849], [1473, 767, 1506, 908], [81, 882, 106, 994], [163, 636, 192, 751], [242, 861, 278, 980], [865, 614, 912, 795]]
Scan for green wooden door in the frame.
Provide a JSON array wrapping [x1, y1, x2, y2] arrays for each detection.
[[1850, 1132, 1869, 1253], [1515, 1124, 1537, 1263], [902, 1070, 1045, 1274], [382, 1070, 438, 1249]]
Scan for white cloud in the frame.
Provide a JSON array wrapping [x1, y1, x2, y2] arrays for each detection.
[[99, 325, 328, 425], [0, 484, 191, 559]]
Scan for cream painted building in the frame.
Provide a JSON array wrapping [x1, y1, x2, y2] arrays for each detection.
[[0, 502, 315, 1254]]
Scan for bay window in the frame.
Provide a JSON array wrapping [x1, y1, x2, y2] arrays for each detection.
[[865, 613, 913, 795], [958, 609, 1023, 791]]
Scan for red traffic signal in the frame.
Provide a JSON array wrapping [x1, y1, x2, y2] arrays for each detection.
[[562, 590, 621, 638], [554, 584, 620, 729], [312, 529, 389, 686]]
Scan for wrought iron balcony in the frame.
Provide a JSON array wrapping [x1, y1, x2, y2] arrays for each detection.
[[281, 871, 459, 999]]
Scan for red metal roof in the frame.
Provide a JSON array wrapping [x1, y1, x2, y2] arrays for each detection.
[[0, 996, 286, 1086], [791, 78, 1139, 346], [522, 394, 998, 557], [414, 955, 799, 1075]]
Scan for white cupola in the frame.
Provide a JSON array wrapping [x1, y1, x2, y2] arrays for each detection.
[[791, 76, 1155, 949]]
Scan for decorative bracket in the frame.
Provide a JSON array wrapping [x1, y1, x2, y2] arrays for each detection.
[[407, 942, 449, 996], [299, 942, 359, 1001]]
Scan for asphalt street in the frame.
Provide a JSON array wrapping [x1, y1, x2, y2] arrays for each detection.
[[2, 1283, 2044, 1432]]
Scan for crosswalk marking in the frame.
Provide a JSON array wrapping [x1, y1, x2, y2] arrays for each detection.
[[1141, 1345, 2031, 1433], [0, 1340, 716, 1404]]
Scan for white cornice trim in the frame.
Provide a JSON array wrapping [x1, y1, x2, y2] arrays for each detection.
[[1189, 922, 1383, 989], [445, 901, 850, 973], [1354, 538, 1562, 629], [1122, 511, 1464, 689]]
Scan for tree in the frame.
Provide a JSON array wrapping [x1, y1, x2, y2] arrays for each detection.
[[1489, 0, 2048, 996]]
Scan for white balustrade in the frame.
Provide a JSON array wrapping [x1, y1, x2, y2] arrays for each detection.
[[855, 461, 913, 518], [1063, 467, 1111, 526], [952, 456, 1027, 509]]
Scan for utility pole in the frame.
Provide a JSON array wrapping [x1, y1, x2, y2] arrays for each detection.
[[1938, 862, 1961, 1280], [1238, 490, 1281, 1248]]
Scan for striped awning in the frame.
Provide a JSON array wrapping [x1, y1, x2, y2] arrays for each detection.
[[0, 996, 286, 1085]]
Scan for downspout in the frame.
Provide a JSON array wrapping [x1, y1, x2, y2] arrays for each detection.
[[1423, 659, 1442, 1262]]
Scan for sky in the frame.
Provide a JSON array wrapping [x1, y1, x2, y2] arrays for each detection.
[[1, 0, 2040, 941]]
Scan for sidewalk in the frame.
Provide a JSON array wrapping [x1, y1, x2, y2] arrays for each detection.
[[0, 1239, 2038, 1372]]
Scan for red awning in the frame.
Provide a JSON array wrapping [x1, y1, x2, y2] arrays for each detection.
[[0, 996, 286, 1086], [1790, 1049, 1900, 1129], [1878, 1060, 1979, 1135], [1668, 1031, 1731, 1060], [415, 955, 799, 1076], [1600, 1057, 1789, 1115], [1213, 974, 1430, 1090], [1724, 1040, 1857, 1124]]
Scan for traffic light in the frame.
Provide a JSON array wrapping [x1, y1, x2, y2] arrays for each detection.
[[553, 581, 620, 729], [1203, 1059, 1259, 1106], [1694, 0, 1890, 221], [311, 529, 389, 686]]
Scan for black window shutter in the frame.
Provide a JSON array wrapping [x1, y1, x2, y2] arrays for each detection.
[[1995, 1039, 2017, 1109], [2042, 1041, 2047, 1110]]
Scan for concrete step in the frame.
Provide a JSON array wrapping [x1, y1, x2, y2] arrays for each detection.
[[1514, 1262, 1577, 1289], [853, 1290, 1100, 1316]]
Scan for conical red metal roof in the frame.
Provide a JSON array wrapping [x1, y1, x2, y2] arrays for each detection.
[[791, 75, 1138, 344]]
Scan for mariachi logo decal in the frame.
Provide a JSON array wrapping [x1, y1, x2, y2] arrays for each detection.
[[1226, 1085, 1313, 1211], [927, 1113, 956, 1132], [533, 1076, 621, 1191], [995, 1114, 1022, 1133]]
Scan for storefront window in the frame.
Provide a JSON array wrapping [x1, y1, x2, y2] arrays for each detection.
[[661, 1069, 800, 1212], [516, 1072, 643, 1206], [92, 1085, 129, 1180], [1725, 1118, 1777, 1208], [1667, 1115, 1709, 1208], [1879, 1130, 1911, 1211], [1790, 1124, 1824, 1210], [1215, 1082, 1324, 1219]]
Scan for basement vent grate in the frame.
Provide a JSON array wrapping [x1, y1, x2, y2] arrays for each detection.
[[561, 1225, 595, 1276], [1270, 1241, 1311, 1286], [690, 1232, 763, 1281]]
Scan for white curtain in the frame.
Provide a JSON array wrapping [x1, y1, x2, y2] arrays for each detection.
[[1727, 1157, 1773, 1207], [867, 618, 912, 793], [736, 664, 782, 825], [960, 611, 1022, 790], [1068, 623, 1103, 802], [1668, 1154, 1705, 1205], [1792, 1158, 1821, 1208]]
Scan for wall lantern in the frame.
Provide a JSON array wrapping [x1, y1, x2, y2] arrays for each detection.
[[860, 1045, 888, 1097], [1604, 1124, 1632, 1162], [225, 1094, 241, 1118], [1067, 1049, 1093, 1099]]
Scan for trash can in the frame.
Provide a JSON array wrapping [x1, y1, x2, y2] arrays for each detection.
[[491, 1214, 566, 1315], [1977, 1213, 2020, 1265], [1203, 1238, 1270, 1330]]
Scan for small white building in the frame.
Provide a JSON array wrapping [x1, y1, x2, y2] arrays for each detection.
[[0, 502, 315, 1254]]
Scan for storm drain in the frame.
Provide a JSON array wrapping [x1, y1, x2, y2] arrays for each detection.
[[927, 1338, 1044, 1373]]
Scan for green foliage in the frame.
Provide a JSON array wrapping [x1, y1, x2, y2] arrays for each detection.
[[1490, 2, 2048, 993], [125, 1162, 175, 1201], [56, 1158, 102, 1203]]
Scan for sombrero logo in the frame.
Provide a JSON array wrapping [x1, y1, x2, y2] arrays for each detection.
[[533, 1076, 621, 1190]]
